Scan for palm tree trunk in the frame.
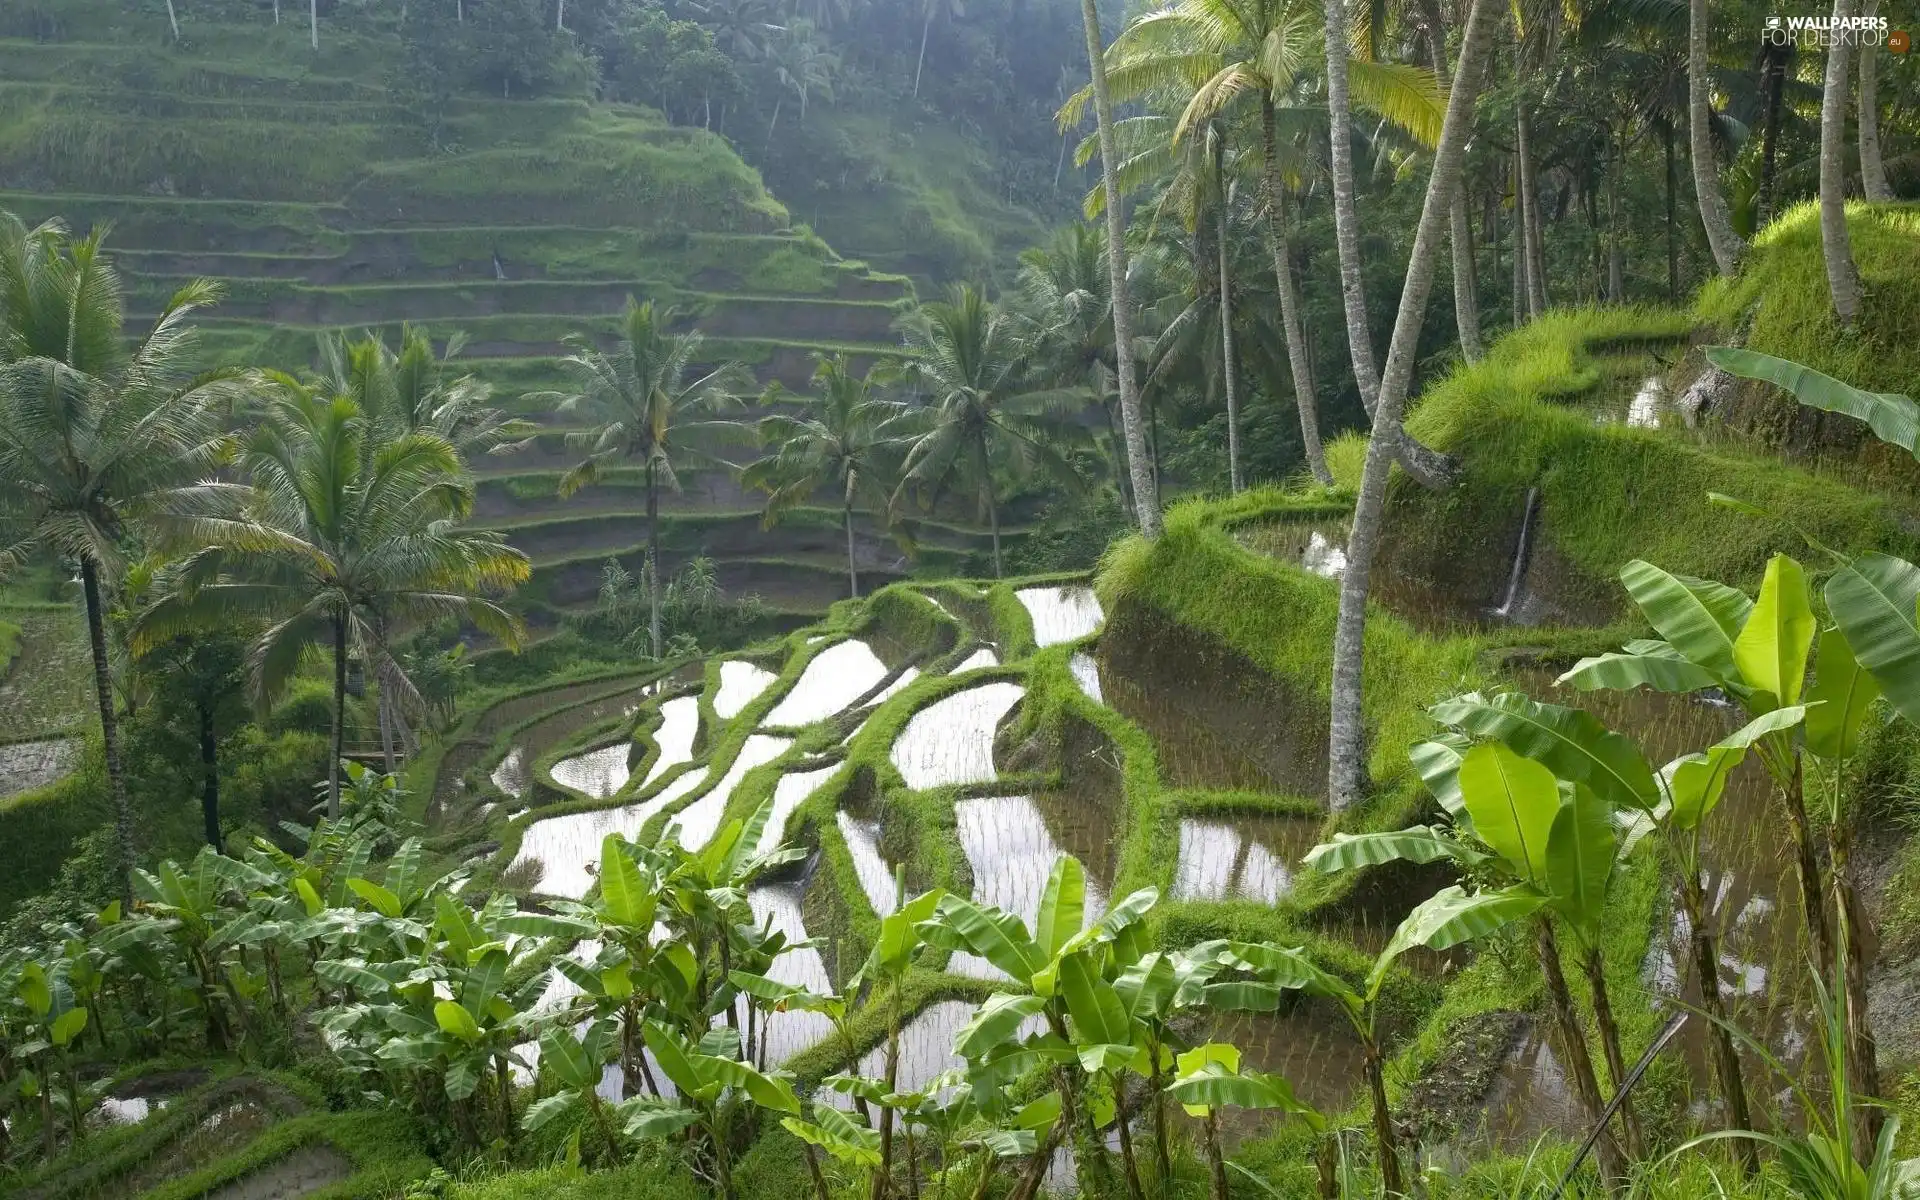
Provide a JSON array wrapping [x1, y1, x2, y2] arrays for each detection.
[[1607, 123, 1626, 303], [309, 0, 319, 50], [1427, 20, 1484, 360], [1321, 0, 1382, 415], [1664, 121, 1679, 300], [199, 701, 221, 849], [1681, 863, 1758, 1171], [1820, 0, 1865, 325], [1759, 51, 1787, 225], [80, 559, 135, 906], [1217, 196, 1243, 493], [986, 483, 1003, 579], [1690, 0, 1743, 275], [165, 0, 180, 39], [647, 458, 663, 659], [766, 97, 783, 152], [1511, 157, 1527, 327], [1078, 0, 1161, 538], [329, 612, 346, 819], [1259, 99, 1332, 486], [913, 8, 933, 98], [1534, 920, 1625, 1188], [844, 496, 860, 598], [1517, 108, 1548, 317], [1859, 0, 1892, 202], [1328, 0, 1495, 808]]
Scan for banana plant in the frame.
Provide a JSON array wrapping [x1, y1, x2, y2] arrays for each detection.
[[639, 1019, 802, 1200], [849, 883, 946, 1200], [121, 848, 280, 1051], [782, 1095, 882, 1200], [6, 955, 92, 1159], [1166, 1042, 1320, 1200], [1106, 941, 1234, 1191], [522, 1018, 640, 1165]]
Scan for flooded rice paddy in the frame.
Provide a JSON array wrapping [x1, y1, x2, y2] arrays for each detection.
[[1068, 652, 1102, 703], [1170, 815, 1320, 903], [666, 735, 791, 851], [549, 742, 631, 799], [745, 880, 836, 1063], [953, 647, 999, 673], [0, 736, 78, 800], [836, 806, 899, 915], [714, 660, 779, 719], [642, 695, 700, 786], [865, 666, 920, 708], [1016, 585, 1104, 647], [757, 764, 841, 856], [952, 794, 1108, 978], [763, 640, 889, 726], [833, 1000, 1049, 1107], [889, 682, 1024, 789], [509, 767, 710, 898]]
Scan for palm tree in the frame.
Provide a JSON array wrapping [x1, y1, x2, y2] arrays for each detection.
[[533, 300, 748, 659], [1073, 0, 1161, 539], [1858, 0, 1893, 202], [134, 383, 528, 818], [0, 215, 245, 899], [1688, 0, 1742, 275], [1327, 0, 1498, 808], [893, 285, 1080, 578], [321, 325, 535, 461], [1819, 0, 1864, 324], [740, 354, 902, 599], [912, 0, 964, 98], [764, 20, 837, 149]]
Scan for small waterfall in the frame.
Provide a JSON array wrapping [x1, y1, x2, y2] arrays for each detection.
[[1494, 487, 1541, 619]]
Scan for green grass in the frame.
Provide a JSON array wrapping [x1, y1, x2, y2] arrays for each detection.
[[0, 605, 93, 738]]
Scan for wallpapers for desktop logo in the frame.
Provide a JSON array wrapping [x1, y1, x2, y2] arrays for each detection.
[[1763, 12, 1909, 51]]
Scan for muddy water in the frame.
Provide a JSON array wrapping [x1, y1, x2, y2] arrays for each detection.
[[509, 767, 709, 897], [202, 1145, 356, 1200], [1625, 376, 1669, 428], [1069, 652, 1103, 703], [550, 742, 631, 799], [487, 685, 646, 802], [837, 807, 899, 915], [1096, 617, 1326, 798], [642, 695, 701, 786], [1171, 815, 1320, 903], [1017, 586, 1105, 647], [757, 765, 841, 857], [489, 747, 530, 800], [715, 660, 780, 719], [123, 1087, 296, 1195], [746, 881, 836, 1063], [1233, 520, 1351, 579], [952, 795, 1108, 979], [1199, 1002, 1366, 1141], [667, 735, 792, 851], [889, 682, 1024, 789], [953, 647, 999, 673], [764, 640, 890, 727]]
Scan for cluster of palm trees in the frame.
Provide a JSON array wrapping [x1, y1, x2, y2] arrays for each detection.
[[0, 214, 532, 899]]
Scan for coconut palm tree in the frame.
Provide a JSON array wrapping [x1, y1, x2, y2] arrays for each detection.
[[321, 325, 535, 462], [892, 285, 1081, 579], [1327, 0, 1498, 808], [0, 214, 246, 899], [1819, 0, 1864, 324], [912, 0, 963, 98], [740, 354, 902, 599], [133, 382, 528, 818], [533, 300, 749, 659], [1858, 0, 1893, 202], [1688, 0, 1742, 275]]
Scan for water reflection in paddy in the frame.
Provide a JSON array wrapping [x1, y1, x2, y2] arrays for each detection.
[[643, 696, 700, 787], [510, 767, 709, 898], [668, 735, 791, 851], [832, 1000, 1048, 1108], [550, 742, 630, 799], [1068, 652, 1102, 703], [715, 660, 779, 719], [757, 765, 841, 857], [746, 880, 835, 1063], [1017, 585, 1105, 646], [490, 747, 529, 799], [889, 682, 1024, 789], [764, 640, 890, 727], [952, 794, 1106, 978], [954, 647, 999, 673], [1171, 815, 1320, 903], [837, 807, 898, 915]]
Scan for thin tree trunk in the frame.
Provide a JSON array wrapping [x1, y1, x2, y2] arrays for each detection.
[[844, 497, 860, 598], [1327, 0, 1495, 808], [199, 702, 220, 848], [874, 1013, 900, 1200], [1820, 0, 1865, 324], [1535, 920, 1625, 1188], [1217, 193, 1243, 492], [329, 612, 346, 819], [1321, 0, 1382, 415], [309, 0, 318, 51], [556, 0, 565, 30], [1690, 0, 1743, 274], [1517, 108, 1547, 316], [1512, 157, 1527, 328], [1113, 1075, 1145, 1200], [1078, 0, 1161, 538], [1859, 0, 1892, 202], [1363, 1038, 1403, 1195], [1203, 1110, 1228, 1200], [1258, 100, 1332, 485], [1759, 52, 1787, 225], [766, 97, 783, 151], [1830, 801, 1885, 1152], [1608, 122, 1626, 303], [647, 459, 663, 659], [1681, 864, 1758, 1172], [1778, 758, 1836, 975], [1664, 122, 1680, 300], [1428, 20, 1484, 361], [81, 560, 135, 906], [913, 9, 932, 98], [1581, 943, 1643, 1157], [165, 0, 180, 39], [805, 1144, 834, 1200], [986, 483, 1003, 579]]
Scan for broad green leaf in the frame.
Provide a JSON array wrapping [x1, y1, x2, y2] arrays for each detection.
[[1705, 347, 1920, 454], [1618, 560, 1752, 682], [461, 948, 508, 1022], [1545, 785, 1616, 934], [706, 1056, 801, 1114], [523, 1092, 584, 1133], [1012, 1091, 1063, 1132], [1827, 554, 1920, 727], [642, 1021, 707, 1098], [294, 877, 323, 917], [1302, 827, 1456, 875], [1221, 942, 1355, 1009], [1369, 886, 1544, 999], [434, 999, 482, 1043], [1664, 705, 1808, 830], [955, 992, 1048, 1060], [1059, 951, 1132, 1048], [386, 837, 424, 898], [1733, 554, 1816, 710], [966, 1128, 1039, 1158], [1078, 1042, 1147, 1075], [49, 1006, 87, 1047], [1408, 734, 1470, 821], [782, 1115, 881, 1166], [1080, 887, 1159, 948], [1430, 691, 1659, 813], [347, 878, 402, 919], [16, 963, 51, 1016], [1035, 857, 1086, 962], [622, 1098, 703, 1139], [539, 1026, 598, 1089], [1458, 743, 1559, 886], [1168, 1066, 1304, 1114], [1806, 628, 1882, 760], [1556, 647, 1720, 695], [929, 895, 1043, 982], [494, 911, 597, 939], [1173, 1043, 1241, 1117], [600, 835, 654, 927], [1200, 980, 1286, 1012], [313, 957, 395, 997], [435, 893, 481, 962], [445, 1057, 480, 1101], [870, 888, 944, 974], [1113, 954, 1177, 1021]]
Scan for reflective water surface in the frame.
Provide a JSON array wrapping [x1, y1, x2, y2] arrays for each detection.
[[889, 682, 1025, 789]]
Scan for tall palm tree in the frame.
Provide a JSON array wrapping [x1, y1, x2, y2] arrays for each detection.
[[740, 354, 902, 599], [321, 325, 535, 462], [134, 384, 528, 818], [1327, 0, 1497, 808], [1073, 0, 1162, 539], [1858, 0, 1892, 202], [893, 286, 1080, 578], [1819, 0, 1864, 325], [1688, 0, 1743, 275], [0, 215, 244, 899], [912, 0, 964, 98], [533, 300, 748, 659], [1079, 0, 1442, 484]]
